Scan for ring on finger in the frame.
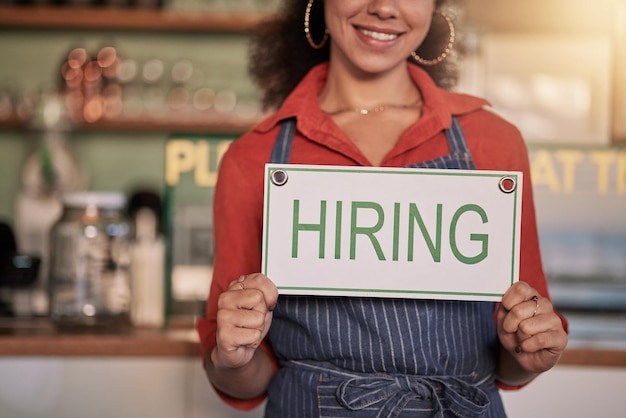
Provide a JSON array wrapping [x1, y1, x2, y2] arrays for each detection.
[[531, 295, 539, 317], [237, 275, 246, 290]]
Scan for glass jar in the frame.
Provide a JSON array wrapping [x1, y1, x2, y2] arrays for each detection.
[[48, 192, 132, 332]]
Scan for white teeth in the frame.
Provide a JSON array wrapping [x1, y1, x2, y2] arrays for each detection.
[[360, 29, 398, 41]]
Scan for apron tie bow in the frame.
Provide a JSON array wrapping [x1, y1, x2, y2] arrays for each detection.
[[336, 374, 490, 418]]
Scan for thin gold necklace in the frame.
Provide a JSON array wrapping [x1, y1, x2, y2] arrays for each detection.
[[323, 97, 423, 116]]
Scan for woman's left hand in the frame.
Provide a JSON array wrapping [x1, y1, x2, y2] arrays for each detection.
[[496, 281, 568, 374]]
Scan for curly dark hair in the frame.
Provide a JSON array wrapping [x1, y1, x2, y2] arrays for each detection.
[[248, 0, 463, 110]]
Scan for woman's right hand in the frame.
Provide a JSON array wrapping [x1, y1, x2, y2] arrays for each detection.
[[212, 273, 278, 370]]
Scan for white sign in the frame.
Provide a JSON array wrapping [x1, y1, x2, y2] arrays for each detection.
[[262, 164, 522, 302]]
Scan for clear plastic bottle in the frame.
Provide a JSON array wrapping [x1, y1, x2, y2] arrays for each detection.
[[48, 192, 132, 332]]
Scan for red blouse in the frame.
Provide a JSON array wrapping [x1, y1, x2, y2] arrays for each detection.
[[196, 63, 559, 410]]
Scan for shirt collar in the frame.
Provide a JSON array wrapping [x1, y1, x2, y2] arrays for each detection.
[[254, 62, 489, 139]]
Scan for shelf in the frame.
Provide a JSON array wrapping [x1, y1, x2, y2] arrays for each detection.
[[0, 113, 261, 135], [1, 2, 615, 35], [0, 116, 23, 131], [0, 2, 613, 35], [77, 114, 259, 134], [0, 5, 267, 33]]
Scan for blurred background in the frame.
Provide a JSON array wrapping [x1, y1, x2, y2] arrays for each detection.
[[0, 0, 625, 417]]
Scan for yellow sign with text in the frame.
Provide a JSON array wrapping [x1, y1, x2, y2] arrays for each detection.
[[530, 148, 626, 195], [165, 139, 231, 187]]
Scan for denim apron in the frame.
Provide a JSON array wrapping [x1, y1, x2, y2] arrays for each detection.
[[264, 117, 507, 418]]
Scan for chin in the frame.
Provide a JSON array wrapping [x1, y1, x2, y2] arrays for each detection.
[[353, 60, 409, 77]]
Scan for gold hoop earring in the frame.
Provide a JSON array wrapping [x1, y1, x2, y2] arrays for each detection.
[[411, 11, 455, 66], [304, 0, 328, 49]]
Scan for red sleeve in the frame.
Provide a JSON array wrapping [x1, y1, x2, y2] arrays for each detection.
[[195, 140, 278, 411], [497, 143, 569, 390], [467, 112, 569, 390], [501, 123, 568, 330]]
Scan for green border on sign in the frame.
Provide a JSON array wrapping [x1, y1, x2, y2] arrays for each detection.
[[277, 286, 503, 298], [263, 165, 520, 298]]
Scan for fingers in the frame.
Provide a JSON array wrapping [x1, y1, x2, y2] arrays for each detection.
[[214, 273, 278, 369], [227, 273, 279, 311], [216, 308, 267, 348], [500, 294, 552, 335], [498, 282, 568, 363], [500, 281, 536, 313], [219, 273, 277, 336], [516, 322, 567, 355]]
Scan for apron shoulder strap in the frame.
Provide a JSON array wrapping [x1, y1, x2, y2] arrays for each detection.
[[269, 117, 297, 164], [445, 116, 470, 154]]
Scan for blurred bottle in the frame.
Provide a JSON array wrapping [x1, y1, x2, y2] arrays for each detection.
[[128, 190, 165, 328], [0, 222, 41, 317], [14, 91, 87, 317], [0, 87, 15, 122], [141, 58, 166, 118], [97, 46, 124, 120], [59, 46, 88, 124], [166, 59, 193, 114], [115, 56, 143, 118]]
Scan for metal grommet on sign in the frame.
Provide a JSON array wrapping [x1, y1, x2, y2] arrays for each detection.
[[498, 176, 517, 194], [271, 169, 289, 186]]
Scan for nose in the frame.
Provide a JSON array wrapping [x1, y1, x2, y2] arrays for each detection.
[[367, 0, 399, 19]]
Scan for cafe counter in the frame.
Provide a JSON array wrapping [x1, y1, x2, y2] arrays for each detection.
[[1, 317, 625, 366], [0, 318, 201, 358], [1, 317, 625, 418]]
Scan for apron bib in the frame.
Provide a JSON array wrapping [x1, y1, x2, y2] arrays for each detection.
[[264, 118, 507, 418]]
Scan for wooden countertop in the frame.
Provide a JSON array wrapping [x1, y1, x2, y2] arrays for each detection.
[[0, 317, 201, 357], [559, 344, 626, 368], [1, 318, 625, 367], [0, 329, 201, 357]]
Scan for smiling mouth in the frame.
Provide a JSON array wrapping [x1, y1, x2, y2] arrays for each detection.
[[359, 28, 399, 41]]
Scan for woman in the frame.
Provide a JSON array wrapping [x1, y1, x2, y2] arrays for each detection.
[[196, 0, 569, 416]]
